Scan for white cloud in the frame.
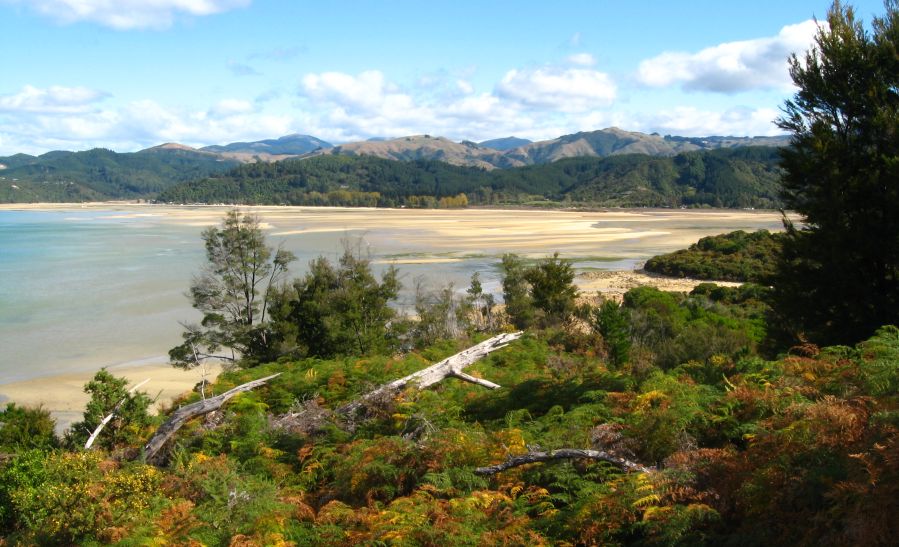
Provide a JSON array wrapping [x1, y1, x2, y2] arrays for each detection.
[[496, 67, 616, 112], [0, 93, 294, 154], [209, 98, 254, 117], [637, 20, 821, 93], [635, 106, 782, 137], [456, 79, 474, 95], [567, 53, 596, 66], [0, 85, 108, 113], [8, 0, 251, 29]]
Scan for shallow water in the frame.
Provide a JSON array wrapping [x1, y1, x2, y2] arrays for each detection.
[[0, 205, 785, 384]]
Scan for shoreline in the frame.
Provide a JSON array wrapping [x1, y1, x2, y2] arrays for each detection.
[[0, 200, 787, 215], [0, 266, 739, 433], [1, 203, 779, 432], [0, 361, 223, 435]]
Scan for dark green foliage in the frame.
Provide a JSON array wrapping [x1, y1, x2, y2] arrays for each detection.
[[773, 1, 899, 345], [525, 253, 579, 326], [500, 253, 579, 329], [155, 147, 784, 208], [0, 147, 239, 202], [623, 286, 762, 370], [501, 253, 535, 329], [271, 244, 401, 358], [66, 369, 153, 450], [0, 404, 57, 451], [644, 229, 784, 283], [594, 300, 631, 367], [169, 210, 295, 368]]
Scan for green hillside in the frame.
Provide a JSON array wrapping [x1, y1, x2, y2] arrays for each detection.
[[0, 147, 240, 202], [158, 146, 783, 209]]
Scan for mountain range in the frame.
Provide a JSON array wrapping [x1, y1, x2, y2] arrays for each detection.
[[300, 128, 788, 170], [0, 127, 789, 203]]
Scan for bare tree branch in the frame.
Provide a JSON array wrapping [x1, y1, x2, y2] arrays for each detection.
[[474, 448, 653, 476], [336, 332, 521, 419], [142, 373, 280, 463]]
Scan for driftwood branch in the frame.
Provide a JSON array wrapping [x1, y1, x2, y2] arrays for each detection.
[[142, 373, 280, 463], [474, 448, 653, 476], [336, 332, 521, 418], [272, 332, 522, 435], [84, 378, 151, 450]]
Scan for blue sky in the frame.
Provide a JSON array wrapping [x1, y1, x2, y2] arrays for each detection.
[[0, 0, 888, 154]]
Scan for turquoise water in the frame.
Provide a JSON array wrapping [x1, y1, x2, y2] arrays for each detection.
[[0, 211, 206, 383], [0, 210, 499, 383], [0, 207, 786, 385]]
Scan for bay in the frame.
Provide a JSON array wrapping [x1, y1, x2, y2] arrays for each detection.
[[0, 204, 785, 385]]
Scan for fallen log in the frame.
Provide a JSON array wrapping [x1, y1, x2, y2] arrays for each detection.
[[474, 448, 653, 476], [142, 373, 281, 463], [335, 332, 521, 419]]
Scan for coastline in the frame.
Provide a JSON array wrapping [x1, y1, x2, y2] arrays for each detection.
[[0, 361, 223, 434], [0, 266, 736, 434], [1, 203, 778, 432]]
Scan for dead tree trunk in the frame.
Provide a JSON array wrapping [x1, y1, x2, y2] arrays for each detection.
[[335, 332, 521, 419], [474, 448, 653, 475], [142, 373, 280, 463]]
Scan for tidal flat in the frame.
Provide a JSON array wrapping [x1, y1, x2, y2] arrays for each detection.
[[0, 203, 784, 425]]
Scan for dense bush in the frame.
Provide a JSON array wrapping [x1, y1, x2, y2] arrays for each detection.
[[644, 229, 784, 283]]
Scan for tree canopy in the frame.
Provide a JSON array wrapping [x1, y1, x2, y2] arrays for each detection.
[[169, 210, 295, 368], [774, 1, 899, 344]]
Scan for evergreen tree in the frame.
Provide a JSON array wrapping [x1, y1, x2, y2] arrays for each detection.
[[170, 210, 295, 367], [774, 1, 899, 344], [66, 370, 152, 450], [500, 253, 534, 329], [526, 252, 578, 326], [276, 243, 401, 357], [594, 300, 631, 367]]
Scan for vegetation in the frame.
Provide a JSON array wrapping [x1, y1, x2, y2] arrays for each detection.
[[1, 267, 896, 543], [65, 369, 154, 451], [155, 147, 784, 209], [0, 147, 240, 202], [270, 243, 402, 359], [169, 210, 296, 369], [3, 3, 899, 544], [644, 229, 784, 283], [773, 1, 899, 345]]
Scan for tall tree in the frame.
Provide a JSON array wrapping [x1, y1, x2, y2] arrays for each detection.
[[526, 252, 578, 326], [170, 210, 295, 368], [275, 242, 401, 358], [774, 1, 899, 344], [500, 253, 534, 329]]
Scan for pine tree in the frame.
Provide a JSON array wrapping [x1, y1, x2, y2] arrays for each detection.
[[774, 1, 899, 344]]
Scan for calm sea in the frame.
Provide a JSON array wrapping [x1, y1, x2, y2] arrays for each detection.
[[0, 207, 785, 384]]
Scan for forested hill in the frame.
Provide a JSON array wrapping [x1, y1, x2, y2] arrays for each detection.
[[157, 146, 784, 209], [0, 146, 240, 203]]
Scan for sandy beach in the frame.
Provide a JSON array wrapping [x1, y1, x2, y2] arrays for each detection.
[[1, 203, 783, 432], [576, 269, 743, 300], [0, 362, 222, 434], [0, 202, 784, 256]]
